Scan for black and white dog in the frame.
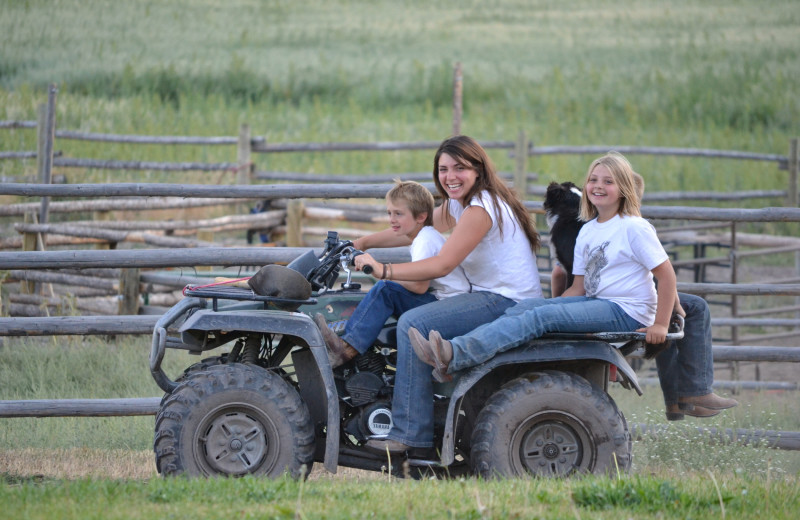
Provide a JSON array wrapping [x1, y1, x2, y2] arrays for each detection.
[[543, 181, 584, 288]]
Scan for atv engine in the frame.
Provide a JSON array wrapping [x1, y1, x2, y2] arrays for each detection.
[[342, 349, 395, 443]]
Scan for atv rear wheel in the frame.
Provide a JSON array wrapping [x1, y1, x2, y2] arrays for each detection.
[[154, 363, 315, 478], [470, 371, 631, 478]]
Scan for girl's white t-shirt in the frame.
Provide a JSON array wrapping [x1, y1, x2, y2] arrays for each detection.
[[409, 226, 470, 299], [572, 214, 668, 326], [448, 192, 542, 302]]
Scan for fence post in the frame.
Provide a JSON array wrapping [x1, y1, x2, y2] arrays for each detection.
[[286, 199, 304, 247], [21, 212, 38, 294], [93, 211, 113, 249], [788, 137, 799, 207], [196, 230, 214, 271], [236, 123, 253, 216], [118, 268, 140, 315], [452, 62, 463, 136], [237, 123, 252, 186], [514, 130, 529, 200], [792, 138, 800, 322], [730, 221, 741, 383], [37, 84, 58, 227]]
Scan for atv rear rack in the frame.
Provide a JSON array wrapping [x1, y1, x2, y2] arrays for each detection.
[[182, 285, 317, 310]]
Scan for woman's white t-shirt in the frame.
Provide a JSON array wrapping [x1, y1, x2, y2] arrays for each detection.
[[572, 214, 668, 326], [448, 192, 542, 302], [410, 226, 470, 299]]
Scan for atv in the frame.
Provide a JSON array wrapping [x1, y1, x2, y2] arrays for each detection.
[[149, 231, 682, 479]]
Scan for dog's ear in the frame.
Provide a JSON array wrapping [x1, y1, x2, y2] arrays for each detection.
[[544, 182, 567, 207]]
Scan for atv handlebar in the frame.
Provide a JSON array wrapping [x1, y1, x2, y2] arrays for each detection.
[[349, 251, 373, 275]]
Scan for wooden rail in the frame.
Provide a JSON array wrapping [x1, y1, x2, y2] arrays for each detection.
[[1, 396, 797, 450]]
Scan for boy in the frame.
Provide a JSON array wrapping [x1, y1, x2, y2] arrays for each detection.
[[314, 180, 470, 367]]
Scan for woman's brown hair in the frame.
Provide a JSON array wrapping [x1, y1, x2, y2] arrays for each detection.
[[433, 135, 540, 251]]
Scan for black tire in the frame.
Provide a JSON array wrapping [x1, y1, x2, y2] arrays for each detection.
[[159, 355, 228, 406], [154, 363, 315, 479], [470, 371, 631, 478]]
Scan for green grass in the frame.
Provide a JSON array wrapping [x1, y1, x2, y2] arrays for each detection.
[[0, 472, 797, 519], [1, 0, 798, 196], [1, 336, 799, 477], [1, 3, 800, 513], [0, 336, 180, 450]]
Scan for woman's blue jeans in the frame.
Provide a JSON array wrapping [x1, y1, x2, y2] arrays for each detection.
[[448, 296, 643, 371], [386, 291, 516, 448], [655, 293, 714, 404], [342, 280, 437, 354]]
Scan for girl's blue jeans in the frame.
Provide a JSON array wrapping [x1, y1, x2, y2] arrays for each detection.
[[386, 291, 516, 448], [448, 296, 643, 371]]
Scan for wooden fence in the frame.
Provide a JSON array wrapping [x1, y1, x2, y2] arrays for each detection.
[[2, 100, 800, 440]]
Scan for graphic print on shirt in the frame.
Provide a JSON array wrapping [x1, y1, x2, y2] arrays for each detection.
[[584, 241, 610, 296]]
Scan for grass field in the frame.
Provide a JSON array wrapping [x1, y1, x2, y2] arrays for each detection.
[[2, 1, 800, 517], [1, 0, 798, 194], [0, 336, 799, 520], [1, 336, 799, 477]]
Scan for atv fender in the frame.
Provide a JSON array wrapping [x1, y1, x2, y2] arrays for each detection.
[[172, 308, 342, 474], [439, 339, 640, 466]]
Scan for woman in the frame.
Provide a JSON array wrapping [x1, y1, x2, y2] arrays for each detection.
[[352, 135, 542, 453]]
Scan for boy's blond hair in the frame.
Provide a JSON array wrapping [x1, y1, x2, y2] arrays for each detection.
[[579, 152, 642, 221], [386, 179, 434, 227]]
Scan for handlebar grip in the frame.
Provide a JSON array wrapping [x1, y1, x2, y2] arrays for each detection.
[[349, 251, 374, 275]]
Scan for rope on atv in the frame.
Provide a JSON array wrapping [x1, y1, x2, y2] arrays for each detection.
[[182, 277, 251, 296]]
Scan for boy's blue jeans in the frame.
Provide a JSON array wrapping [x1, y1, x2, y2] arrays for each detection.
[[342, 280, 437, 354]]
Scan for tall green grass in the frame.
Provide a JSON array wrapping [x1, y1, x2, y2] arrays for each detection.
[[1, 0, 798, 195], [0, 336, 182, 450]]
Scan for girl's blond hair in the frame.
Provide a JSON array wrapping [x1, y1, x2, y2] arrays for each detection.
[[579, 151, 642, 221]]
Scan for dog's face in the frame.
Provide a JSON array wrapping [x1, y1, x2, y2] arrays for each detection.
[[544, 181, 582, 225], [544, 181, 581, 212]]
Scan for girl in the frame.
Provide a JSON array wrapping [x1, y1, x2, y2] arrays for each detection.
[[352, 135, 542, 453], [410, 151, 678, 385]]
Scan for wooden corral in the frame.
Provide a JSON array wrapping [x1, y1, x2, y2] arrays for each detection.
[[1, 104, 799, 438]]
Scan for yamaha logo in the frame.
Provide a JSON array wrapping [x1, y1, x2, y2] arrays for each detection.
[[367, 407, 392, 435]]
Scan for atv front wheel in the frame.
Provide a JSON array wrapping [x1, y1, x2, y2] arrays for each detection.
[[154, 363, 315, 478], [470, 371, 631, 478]]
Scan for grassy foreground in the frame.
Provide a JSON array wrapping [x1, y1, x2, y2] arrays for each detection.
[[1, 471, 798, 520]]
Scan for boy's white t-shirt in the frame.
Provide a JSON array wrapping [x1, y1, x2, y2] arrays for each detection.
[[448, 192, 542, 302], [572, 214, 668, 326], [409, 226, 470, 299]]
